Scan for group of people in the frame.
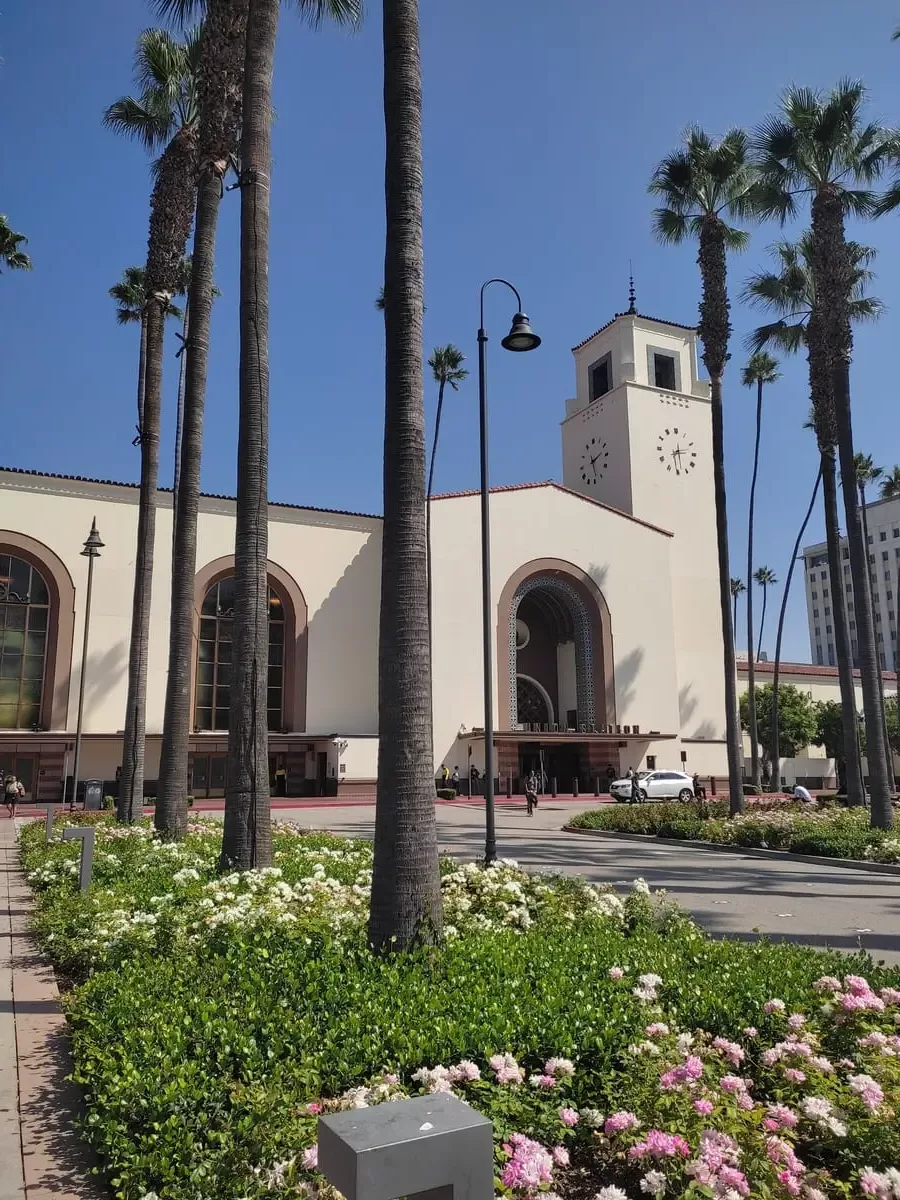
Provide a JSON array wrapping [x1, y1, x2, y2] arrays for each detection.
[[437, 764, 480, 793]]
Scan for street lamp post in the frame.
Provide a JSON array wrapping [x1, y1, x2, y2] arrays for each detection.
[[71, 518, 104, 810], [478, 280, 541, 863]]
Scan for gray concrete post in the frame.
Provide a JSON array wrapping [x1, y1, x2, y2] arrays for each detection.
[[44, 804, 57, 842], [318, 1093, 493, 1200], [62, 825, 95, 892]]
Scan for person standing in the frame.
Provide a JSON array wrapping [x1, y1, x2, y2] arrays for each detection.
[[451, 766, 460, 792], [605, 763, 616, 793], [629, 767, 641, 805], [525, 769, 538, 817], [4, 774, 23, 818]]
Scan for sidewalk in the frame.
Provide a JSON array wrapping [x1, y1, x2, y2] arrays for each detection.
[[0, 819, 103, 1200]]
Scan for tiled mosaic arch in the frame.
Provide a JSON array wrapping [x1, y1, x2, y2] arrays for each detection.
[[508, 575, 595, 728]]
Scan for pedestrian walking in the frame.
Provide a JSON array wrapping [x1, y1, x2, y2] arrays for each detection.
[[692, 772, 706, 801], [451, 766, 460, 792], [4, 774, 23, 818], [629, 767, 641, 805], [525, 770, 538, 817]]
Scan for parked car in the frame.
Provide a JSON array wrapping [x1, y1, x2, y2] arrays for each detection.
[[610, 770, 695, 802]]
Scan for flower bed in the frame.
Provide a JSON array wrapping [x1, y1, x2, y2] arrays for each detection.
[[19, 816, 900, 1200], [568, 801, 900, 864]]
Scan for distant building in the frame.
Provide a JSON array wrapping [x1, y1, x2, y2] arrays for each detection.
[[802, 494, 900, 670]]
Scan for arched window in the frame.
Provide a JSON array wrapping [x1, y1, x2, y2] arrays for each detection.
[[195, 577, 285, 732], [0, 554, 50, 729]]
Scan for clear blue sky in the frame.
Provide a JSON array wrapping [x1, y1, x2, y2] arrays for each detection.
[[2, 0, 900, 663]]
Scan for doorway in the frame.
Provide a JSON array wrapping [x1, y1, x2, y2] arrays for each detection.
[[0, 753, 36, 800], [191, 753, 226, 799]]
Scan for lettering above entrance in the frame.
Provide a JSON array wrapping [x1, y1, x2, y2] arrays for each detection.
[[496, 559, 615, 733]]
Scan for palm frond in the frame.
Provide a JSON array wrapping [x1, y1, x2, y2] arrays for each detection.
[[103, 94, 174, 151], [290, 0, 363, 27], [741, 350, 781, 386], [744, 319, 806, 356], [651, 206, 689, 245]]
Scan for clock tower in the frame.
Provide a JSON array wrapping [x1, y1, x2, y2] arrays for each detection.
[[561, 306, 727, 744]]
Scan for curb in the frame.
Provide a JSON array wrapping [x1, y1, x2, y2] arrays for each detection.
[[562, 825, 900, 877]]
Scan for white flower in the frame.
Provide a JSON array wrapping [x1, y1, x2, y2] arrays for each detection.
[[581, 1108, 605, 1128], [596, 1188, 630, 1200], [640, 1170, 666, 1196], [800, 1096, 832, 1120]]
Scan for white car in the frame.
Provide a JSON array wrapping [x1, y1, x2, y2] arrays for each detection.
[[610, 770, 695, 803]]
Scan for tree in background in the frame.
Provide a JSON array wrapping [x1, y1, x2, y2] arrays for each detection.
[[109, 264, 182, 445], [743, 233, 881, 809], [880, 466, 900, 499], [104, 27, 201, 822], [730, 578, 745, 639], [369, 0, 443, 949], [741, 352, 780, 789], [650, 127, 757, 816], [0, 216, 32, 273], [740, 684, 819, 764], [753, 565, 777, 659], [425, 345, 467, 653], [854, 450, 893, 788], [754, 80, 897, 828], [815, 699, 854, 790]]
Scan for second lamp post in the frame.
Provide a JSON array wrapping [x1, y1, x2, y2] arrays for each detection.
[[477, 279, 541, 863]]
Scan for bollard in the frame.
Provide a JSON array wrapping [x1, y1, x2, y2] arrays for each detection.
[[551, 776, 557, 798], [318, 1092, 493, 1200], [573, 777, 579, 798], [710, 775, 718, 796], [44, 804, 57, 843], [506, 774, 512, 799], [594, 777, 600, 797], [62, 825, 95, 892]]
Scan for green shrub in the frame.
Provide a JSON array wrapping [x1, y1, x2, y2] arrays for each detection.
[[436, 787, 457, 800]]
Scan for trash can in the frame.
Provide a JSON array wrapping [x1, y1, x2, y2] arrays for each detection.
[[84, 780, 103, 811]]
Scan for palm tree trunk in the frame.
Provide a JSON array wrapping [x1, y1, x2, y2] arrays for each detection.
[[220, 0, 276, 870], [172, 298, 190, 531], [425, 378, 445, 659], [697, 217, 743, 816], [137, 313, 148, 441], [118, 298, 164, 822], [368, 0, 442, 950], [821, 447, 865, 806], [746, 378, 762, 789], [157, 172, 223, 838], [732, 592, 738, 639], [859, 483, 894, 791], [772, 466, 822, 791], [756, 584, 768, 661]]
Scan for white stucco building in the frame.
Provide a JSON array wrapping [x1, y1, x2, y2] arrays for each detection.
[[0, 308, 737, 802]]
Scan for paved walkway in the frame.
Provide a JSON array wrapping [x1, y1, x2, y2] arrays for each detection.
[[0, 819, 101, 1200]]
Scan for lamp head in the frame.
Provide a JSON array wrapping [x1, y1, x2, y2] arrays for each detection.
[[501, 312, 541, 353], [81, 517, 104, 558]]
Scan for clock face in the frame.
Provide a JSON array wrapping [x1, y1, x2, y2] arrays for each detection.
[[581, 437, 609, 486], [656, 427, 697, 477]]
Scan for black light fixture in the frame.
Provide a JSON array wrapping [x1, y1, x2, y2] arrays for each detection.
[[477, 279, 541, 863], [501, 312, 542, 353], [72, 518, 103, 811]]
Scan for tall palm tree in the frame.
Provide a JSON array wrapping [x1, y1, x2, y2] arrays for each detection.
[[0, 216, 32, 273], [153, 0, 362, 846], [110, 265, 183, 444], [741, 351, 780, 788], [754, 80, 896, 827], [743, 234, 880, 809], [753, 566, 777, 658], [772, 466, 822, 791], [105, 27, 201, 823], [855, 451, 893, 788], [369, 0, 443, 950], [880, 466, 900, 499], [649, 126, 757, 816], [730, 578, 745, 638], [425, 345, 467, 650]]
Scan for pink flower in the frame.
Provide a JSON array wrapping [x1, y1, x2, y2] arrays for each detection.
[[845, 974, 872, 996], [558, 1107, 579, 1127], [879, 987, 900, 1005], [645, 1023, 670, 1038], [449, 1060, 481, 1083], [712, 1037, 745, 1067], [530, 1074, 558, 1089], [608, 967, 625, 980], [693, 1098, 714, 1116], [787, 1013, 806, 1031], [742, 1026, 758, 1039], [544, 1057, 575, 1078], [382, 1073, 399, 1085], [765, 1103, 799, 1129], [719, 1074, 748, 1094], [306, 1102, 323, 1114], [813, 975, 842, 992], [490, 1053, 525, 1085], [604, 1111, 640, 1136], [501, 1134, 554, 1190], [629, 1130, 690, 1160], [552, 1147, 569, 1167], [784, 1068, 807, 1084], [848, 1073, 884, 1113], [302, 1145, 318, 1171], [764, 999, 786, 1015], [718, 1166, 750, 1196]]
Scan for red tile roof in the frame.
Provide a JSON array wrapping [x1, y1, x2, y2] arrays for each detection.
[[571, 310, 698, 352], [738, 659, 897, 683]]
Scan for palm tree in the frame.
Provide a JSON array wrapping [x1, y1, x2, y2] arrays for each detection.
[[649, 126, 757, 816], [109, 265, 183, 445], [105, 27, 201, 824], [153, 1, 362, 848], [0, 216, 32, 273], [741, 352, 780, 788], [369, 0, 443, 949], [880, 466, 900, 499], [753, 566, 777, 659], [743, 234, 879, 809], [855, 451, 893, 788], [772, 466, 822, 791], [425, 345, 467, 650], [753, 80, 896, 827], [730, 578, 745, 637]]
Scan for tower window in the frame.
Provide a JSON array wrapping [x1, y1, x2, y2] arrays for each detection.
[[589, 354, 611, 401], [653, 352, 677, 390]]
